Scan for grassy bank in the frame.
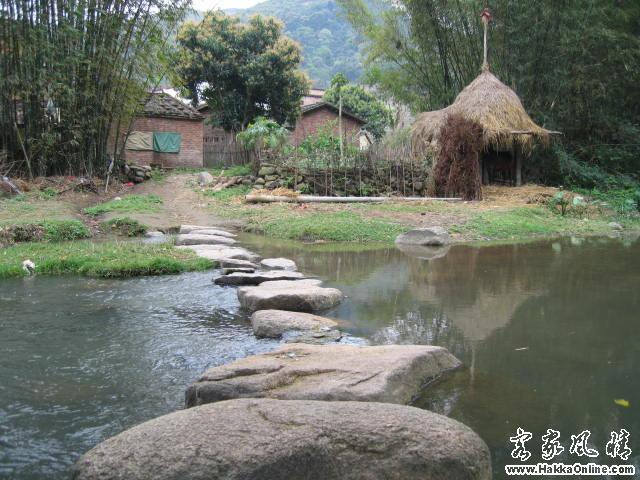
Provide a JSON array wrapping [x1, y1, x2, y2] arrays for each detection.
[[0, 219, 90, 246], [84, 194, 162, 216], [0, 241, 214, 278], [201, 185, 640, 243]]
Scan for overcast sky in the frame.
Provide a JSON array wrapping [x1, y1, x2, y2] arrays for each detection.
[[192, 0, 263, 10]]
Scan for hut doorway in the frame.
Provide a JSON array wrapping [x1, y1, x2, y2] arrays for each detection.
[[480, 148, 522, 186]]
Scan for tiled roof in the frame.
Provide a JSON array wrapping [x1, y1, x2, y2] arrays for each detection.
[[301, 101, 367, 124], [141, 92, 203, 120]]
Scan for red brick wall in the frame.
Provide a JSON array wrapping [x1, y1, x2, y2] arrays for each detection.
[[290, 107, 363, 146], [123, 117, 203, 168]]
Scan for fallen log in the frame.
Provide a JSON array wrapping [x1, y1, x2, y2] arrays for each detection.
[[245, 194, 462, 204]]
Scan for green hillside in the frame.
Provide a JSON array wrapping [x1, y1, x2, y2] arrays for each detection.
[[221, 0, 364, 87]]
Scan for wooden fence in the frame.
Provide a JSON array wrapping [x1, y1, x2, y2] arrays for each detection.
[[204, 143, 254, 168]]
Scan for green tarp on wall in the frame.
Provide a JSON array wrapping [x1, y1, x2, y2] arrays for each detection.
[[153, 132, 181, 153]]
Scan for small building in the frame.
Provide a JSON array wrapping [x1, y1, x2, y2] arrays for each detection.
[[290, 102, 367, 147], [411, 69, 559, 186], [301, 88, 326, 106], [122, 92, 204, 168]]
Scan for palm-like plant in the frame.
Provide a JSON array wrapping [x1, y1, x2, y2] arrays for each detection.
[[237, 117, 289, 168]]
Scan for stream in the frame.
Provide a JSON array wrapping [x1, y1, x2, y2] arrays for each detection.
[[1, 234, 639, 478]]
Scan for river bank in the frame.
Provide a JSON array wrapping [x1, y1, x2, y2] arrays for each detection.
[[1, 171, 638, 278]]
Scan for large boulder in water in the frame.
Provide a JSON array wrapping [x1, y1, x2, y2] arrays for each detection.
[[73, 398, 492, 480], [237, 281, 343, 312], [259, 257, 297, 271], [395, 226, 450, 247], [251, 309, 339, 338], [185, 343, 461, 407]]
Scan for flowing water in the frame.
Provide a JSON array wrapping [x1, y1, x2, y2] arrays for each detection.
[[1, 235, 639, 478]]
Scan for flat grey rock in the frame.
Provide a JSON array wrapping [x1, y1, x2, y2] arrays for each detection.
[[214, 270, 306, 286], [176, 245, 259, 262], [186, 343, 461, 406], [395, 226, 450, 246], [197, 171, 214, 186], [259, 278, 323, 288], [220, 258, 258, 269], [251, 310, 339, 338], [238, 283, 343, 313], [72, 399, 492, 480], [189, 228, 237, 238], [178, 225, 235, 237], [259, 257, 297, 271], [175, 233, 236, 246], [285, 328, 343, 345]]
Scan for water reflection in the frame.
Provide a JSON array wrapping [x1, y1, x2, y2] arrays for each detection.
[[243, 234, 640, 477]]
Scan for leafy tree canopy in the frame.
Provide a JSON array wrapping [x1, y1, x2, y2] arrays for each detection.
[[175, 11, 310, 132], [323, 74, 393, 139]]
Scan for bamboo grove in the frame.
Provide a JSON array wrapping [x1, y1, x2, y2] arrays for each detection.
[[0, 0, 189, 177]]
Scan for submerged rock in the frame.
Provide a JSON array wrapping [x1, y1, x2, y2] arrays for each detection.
[[237, 282, 343, 313], [175, 233, 236, 246], [73, 399, 491, 480], [260, 257, 297, 271], [395, 226, 450, 247], [185, 343, 461, 406], [214, 270, 306, 286], [251, 310, 339, 338]]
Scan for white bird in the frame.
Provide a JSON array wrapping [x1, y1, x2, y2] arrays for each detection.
[[22, 260, 36, 275]]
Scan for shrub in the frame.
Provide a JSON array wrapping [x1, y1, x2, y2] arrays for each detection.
[[102, 217, 148, 237]]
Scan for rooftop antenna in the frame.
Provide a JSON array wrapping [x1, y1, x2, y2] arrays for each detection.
[[480, 7, 492, 71]]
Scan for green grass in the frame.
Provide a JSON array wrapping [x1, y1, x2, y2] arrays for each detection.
[[84, 194, 163, 216], [248, 210, 408, 242], [203, 185, 252, 200], [0, 240, 214, 278], [0, 220, 90, 245], [102, 217, 148, 237], [452, 207, 610, 240]]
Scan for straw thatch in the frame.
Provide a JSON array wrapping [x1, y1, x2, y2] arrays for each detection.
[[412, 70, 556, 154]]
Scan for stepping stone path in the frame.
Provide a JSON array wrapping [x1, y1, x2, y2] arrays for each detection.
[[176, 244, 259, 262], [238, 280, 343, 313], [175, 233, 236, 246], [251, 310, 339, 338], [73, 399, 492, 480], [285, 328, 343, 345], [214, 270, 306, 286], [185, 343, 462, 406], [259, 257, 297, 271], [222, 267, 255, 275], [179, 225, 236, 237], [220, 258, 258, 269]]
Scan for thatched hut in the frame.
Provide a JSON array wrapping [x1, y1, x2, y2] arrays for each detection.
[[412, 69, 559, 186]]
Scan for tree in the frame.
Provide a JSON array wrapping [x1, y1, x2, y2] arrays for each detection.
[[0, 0, 189, 177], [175, 11, 310, 132], [323, 73, 393, 139]]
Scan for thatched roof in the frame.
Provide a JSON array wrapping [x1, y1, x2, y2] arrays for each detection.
[[412, 70, 558, 153]]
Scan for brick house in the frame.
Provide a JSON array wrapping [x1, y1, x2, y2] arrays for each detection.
[[290, 102, 367, 147], [121, 92, 204, 168]]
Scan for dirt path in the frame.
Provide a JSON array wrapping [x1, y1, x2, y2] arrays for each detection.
[[105, 174, 242, 231]]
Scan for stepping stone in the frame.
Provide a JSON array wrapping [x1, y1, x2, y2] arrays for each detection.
[[220, 258, 258, 269], [259, 257, 297, 271], [395, 226, 450, 247], [285, 328, 343, 345], [259, 278, 323, 288], [222, 267, 255, 275], [176, 245, 259, 262], [175, 234, 236, 246], [73, 399, 491, 480], [238, 282, 343, 313], [185, 343, 462, 406], [179, 225, 235, 237], [251, 310, 339, 338], [214, 270, 306, 286], [189, 228, 237, 238]]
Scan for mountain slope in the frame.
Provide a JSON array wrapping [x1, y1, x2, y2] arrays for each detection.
[[223, 0, 364, 87]]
